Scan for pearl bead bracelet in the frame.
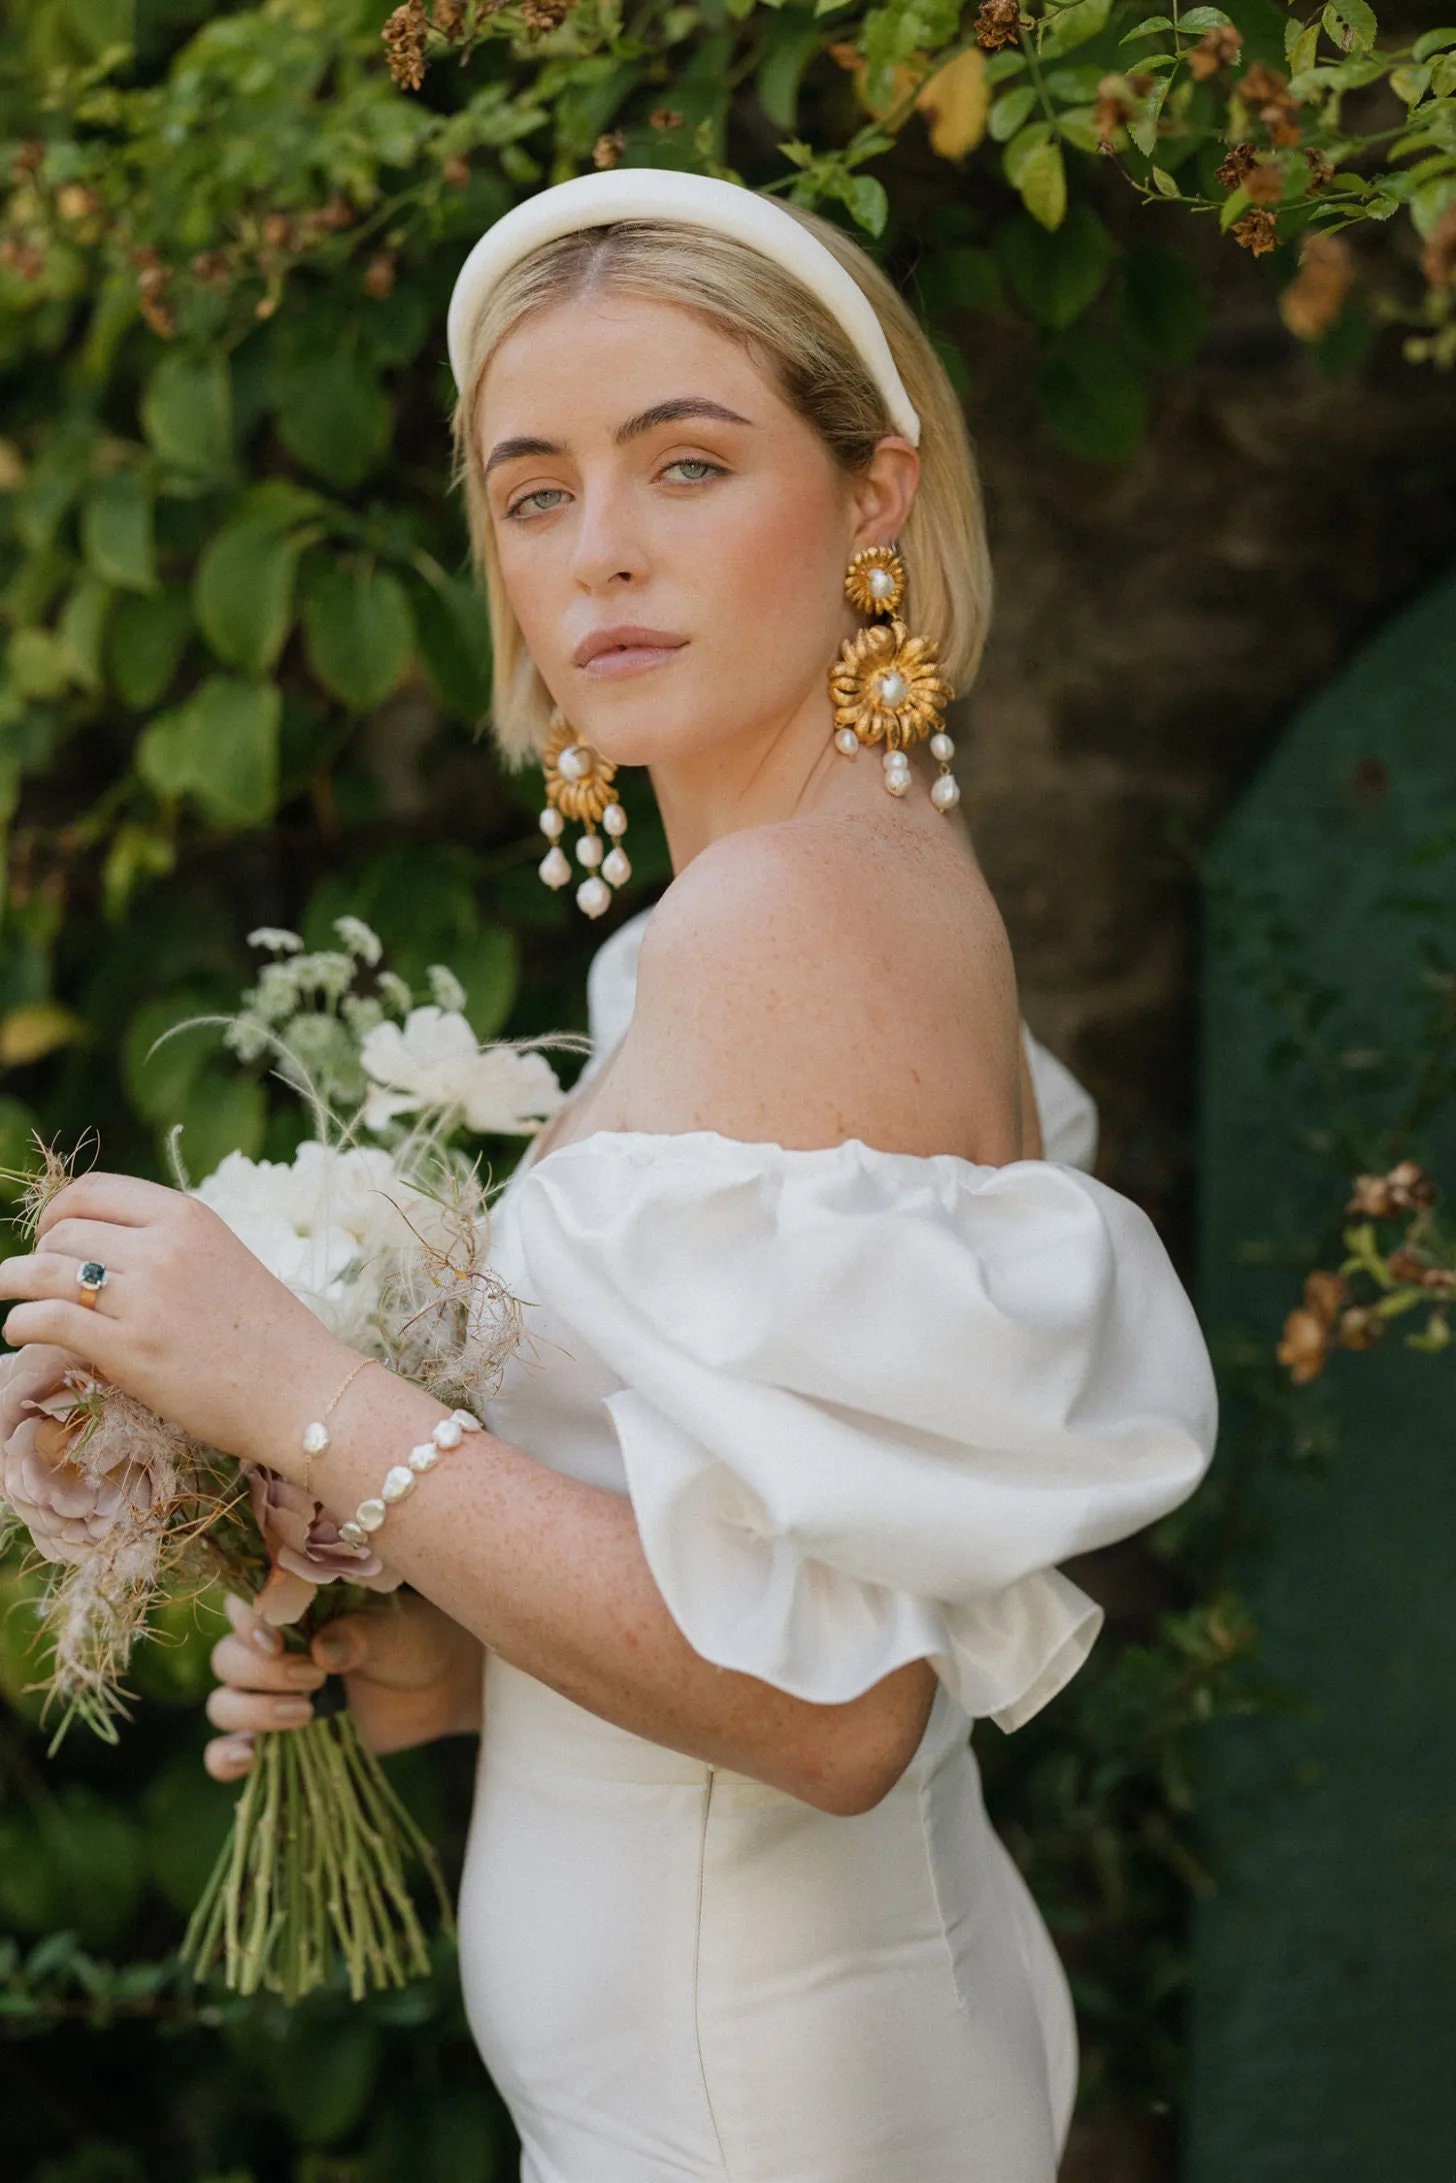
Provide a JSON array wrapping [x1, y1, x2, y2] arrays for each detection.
[[333, 1408, 485, 1547]]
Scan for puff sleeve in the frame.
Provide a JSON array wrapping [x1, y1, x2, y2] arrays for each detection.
[[508, 1134, 1219, 1733]]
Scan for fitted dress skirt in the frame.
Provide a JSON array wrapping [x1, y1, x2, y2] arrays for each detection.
[[456, 1649, 1078, 2183]]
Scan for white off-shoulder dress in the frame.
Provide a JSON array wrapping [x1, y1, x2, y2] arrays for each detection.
[[458, 907, 1219, 2183]]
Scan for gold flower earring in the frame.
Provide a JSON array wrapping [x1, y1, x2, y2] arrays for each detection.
[[828, 543, 960, 811], [536, 707, 631, 919]]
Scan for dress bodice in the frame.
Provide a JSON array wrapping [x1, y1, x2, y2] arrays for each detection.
[[470, 906, 1218, 1734]]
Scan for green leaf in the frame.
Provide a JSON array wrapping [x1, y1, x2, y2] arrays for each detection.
[[1037, 329, 1150, 462], [137, 674, 281, 829], [1041, 0, 1115, 57], [81, 471, 155, 592], [13, 426, 94, 554], [1004, 119, 1053, 188], [1018, 139, 1068, 230], [140, 351, 234, 478], [1413, 28, 1456, 63], [1120, 15, 1173, 40], [1322, 0, 1376, 53], [756, 19, 824, 132], [301, 560, 415, 712], [412, 570, 494, 723], [57, 574, 111, 692], [7, 627, 72, 700], [1178, 7, 1236, 29], [272, 348, 392, 491], [994, 205, 1115, 330], [843, 173, 888, 236], [105, 585, 193, 710], [194, 516, 308, 674], [989, 85, 1039, 143]]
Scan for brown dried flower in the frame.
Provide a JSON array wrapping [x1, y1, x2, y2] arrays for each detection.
[[1347, 1159, 1438, 1220], [245, 1464, 404, 1627], [432, 0, 467, 34], [442, 154, 472, 189], [1279, 231, 1353, 342], [592, 130, 627, 170], [1243, 158, 1285, 205], [1216, 141, 1257, 189], [1336, 1305, 1382, 1352], [650, 108, 684, 131], [364, 251, 397, 298], [1094, 72, 1156, 145], [974, 0, 1022, 52], [520, 0, 572, 27], [1187, 25, 1242, 81], [1276, 1269, 1346, 1383], [383, 0, 429, 92], [1232, 207, 1279, 256], [1304, 145, 1336, 189]]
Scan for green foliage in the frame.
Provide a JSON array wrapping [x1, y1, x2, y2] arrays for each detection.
[[0, 0, 1441, 2174]]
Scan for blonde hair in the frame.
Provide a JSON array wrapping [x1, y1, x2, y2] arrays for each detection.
[[447, 199, 994, 770]]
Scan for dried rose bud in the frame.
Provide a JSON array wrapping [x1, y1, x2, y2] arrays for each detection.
[[1279, 231, 1353, 342], [975, 0, 1021, 51], [650, 108, 684, 131], [1336, 1305, 1383, 1351], [592, 131, 626, 170], [1387, 1245, 1429, 1283], [1232, 208, 1279, 256], [1216, 141, 1257, 189], [1304, 1268, 1348, 1325], [383, 0, 429, 92], [1187, 25, 1242, 80], [1243, 159, 1285, 205], [363, 251, 397, 297], [1277, 1304, 1329, 1383]]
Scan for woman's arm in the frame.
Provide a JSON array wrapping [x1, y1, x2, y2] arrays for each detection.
[[247, 833, 1022, 1815]]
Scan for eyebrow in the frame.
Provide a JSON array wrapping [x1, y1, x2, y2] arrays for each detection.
[[482, 397, 756, 481]]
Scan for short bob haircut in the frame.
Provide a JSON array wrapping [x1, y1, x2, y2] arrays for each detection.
[[448, 198, 994, 772]]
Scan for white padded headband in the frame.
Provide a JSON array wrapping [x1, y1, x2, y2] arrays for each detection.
[[446, 169, 921, 447]]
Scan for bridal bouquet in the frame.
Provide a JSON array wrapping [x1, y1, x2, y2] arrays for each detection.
[[0, 915, 578, 2001]]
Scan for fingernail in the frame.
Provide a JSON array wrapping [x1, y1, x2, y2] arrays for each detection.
[[222, 1735, 254, 1766], [283, 1660, 324, 1688], [313, 1635, 349, 1670], [251, 1625, 282, 1655], [275, 1696, 314, 1724]]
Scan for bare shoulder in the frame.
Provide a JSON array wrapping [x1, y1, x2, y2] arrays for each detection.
[[616, 818, 1033, 1164]]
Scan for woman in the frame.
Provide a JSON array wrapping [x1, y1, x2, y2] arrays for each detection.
[[0, 173, 1219, 2180]]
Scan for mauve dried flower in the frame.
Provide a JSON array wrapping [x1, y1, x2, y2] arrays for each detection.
[[245, 1463, 404, 1625]]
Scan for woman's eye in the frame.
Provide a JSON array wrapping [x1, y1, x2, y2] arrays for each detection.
[[661, 458, 724, 484], [505, 487, 568, 521]]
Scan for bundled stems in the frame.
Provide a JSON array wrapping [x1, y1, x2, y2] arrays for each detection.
[[181, 1708, 455, 2001]]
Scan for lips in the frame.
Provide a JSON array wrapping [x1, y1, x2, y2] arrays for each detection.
[[572, 625, 688, 668]]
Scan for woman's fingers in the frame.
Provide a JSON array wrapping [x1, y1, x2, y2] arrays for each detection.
[[204, 1732, 256, 1783], [209, 1627, 326, 1696], [205, 1682, 318, 1734]]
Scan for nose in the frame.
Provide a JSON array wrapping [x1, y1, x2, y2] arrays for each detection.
[[569, 475, 647, 593]]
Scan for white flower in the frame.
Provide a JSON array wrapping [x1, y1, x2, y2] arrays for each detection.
[[359, 1009, 564, 1136], [247, 927, 304, 954], [191, 1141, 457, 1346], [426, 963, 467, 1014], [334, 916, 383, 966]]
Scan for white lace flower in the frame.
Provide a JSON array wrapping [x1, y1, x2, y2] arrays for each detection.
[[426, 962, 467, 1014], [246, 927, 304, 953], [359, 1009, 564, 1135], [334, 916, 383, 966]]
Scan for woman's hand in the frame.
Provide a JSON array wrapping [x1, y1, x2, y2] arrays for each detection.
[[0, 1171, 358, 1471], [204, 1588, 485, 1781]]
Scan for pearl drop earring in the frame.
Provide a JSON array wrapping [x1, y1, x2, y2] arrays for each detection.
[[828, 543, 960, 812], [537, 707, 632, 920]]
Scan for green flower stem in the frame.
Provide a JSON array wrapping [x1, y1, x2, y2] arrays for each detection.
[[179, 1707, 451, 2003]]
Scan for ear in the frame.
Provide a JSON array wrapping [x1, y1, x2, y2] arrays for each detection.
[[847, 435, 920, 551]]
